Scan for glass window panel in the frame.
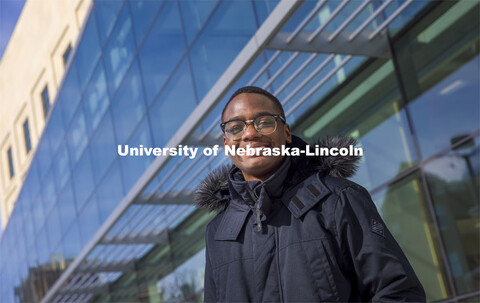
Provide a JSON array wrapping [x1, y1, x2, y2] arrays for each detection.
[[41, 169, 57, 217], [72, 149, 95, 212], [253, 0, 279, 26], [119, 118, 154, 192], [36, 135, 53, 179], [171, 249, 205, 301], [279, 0, 320, 33], [94, 0, 124, 46], [139, 0, 186, 104], [6, 147, 14, 178], [189, 0, 257, 100], [59, 63, 82, 126], [409, 55, 480, 159], [77, 196, 101, 248], [372, 173, 451, 301], [23, 119, 32, 153], [459, 295, 480, 303], [22, 201, 35, 250], [35, 228, 50, 265], [66, 105, 88, 165], [52, 140, 71, 192], [386, 0, 431, 36], [394, 0, 479, 158], [111, 60, 146, 144], [63, 43, 72, 66], [90, 110, 117, 183], [96, 161, 125, 223], [199, 52, 268, 131], [45, 205, 62, 251], [31, 191, 45, 232], [103, 3, 137, 96], [178, 0, 219, 45], [41, 86, 51, 118], [83, 61, 110, 135], [62, 221, 82, 260], [149, 58, 197, 147], [128, 0, 163, 44], [58, 180, 77, 232], [75, 15, 101, 91], [425, 136, 480, 294], [294, 59, 417, 191], [45, 106, 66, 155]]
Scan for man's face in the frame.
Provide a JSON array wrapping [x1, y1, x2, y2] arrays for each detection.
[[222, 93, 292, 182]]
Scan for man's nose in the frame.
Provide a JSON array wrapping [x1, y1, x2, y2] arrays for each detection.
[[242, 123, 261, 140]]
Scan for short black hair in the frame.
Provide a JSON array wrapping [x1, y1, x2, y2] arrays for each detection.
[[221, 86, 285, 122]]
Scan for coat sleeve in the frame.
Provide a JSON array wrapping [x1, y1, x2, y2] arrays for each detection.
[[204, 225, 216, 302], [333, 185, 426, 302]]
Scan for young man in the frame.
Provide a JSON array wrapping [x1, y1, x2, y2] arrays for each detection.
[[195, 86, 425, 302]]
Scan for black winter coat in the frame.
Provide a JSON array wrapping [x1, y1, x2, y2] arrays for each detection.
[[195, 136, 425, 302]]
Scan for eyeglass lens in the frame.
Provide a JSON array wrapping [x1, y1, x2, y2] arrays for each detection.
[[224, 116, 277, 139]]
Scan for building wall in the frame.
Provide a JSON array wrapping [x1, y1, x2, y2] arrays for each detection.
[[0, 0, 91, 228]]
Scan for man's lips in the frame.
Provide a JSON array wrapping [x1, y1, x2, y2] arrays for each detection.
[[244, 143, 271, 149]]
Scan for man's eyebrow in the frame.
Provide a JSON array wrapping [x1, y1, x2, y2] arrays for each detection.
[[226, 112, 277, 121]]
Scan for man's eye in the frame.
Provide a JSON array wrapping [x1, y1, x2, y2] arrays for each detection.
[[257, 121, 274, 128], [228, 125, 243, 134]]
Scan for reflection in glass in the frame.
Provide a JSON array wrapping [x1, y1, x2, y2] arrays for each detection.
[[58, 63, 82, 125], [83, 61, 110, 135], [149, 59, 197, 147], [45, 107, 65, 155], [57, 181, 77, 232], [36, 135, 53, 179], [41, 170, 57, 218], [72, 150, 95, 212], [394, 0, 479, 159], [190, 0, 257, 100], [119, 119, 154, 192], [62, 221, 82, 260], [139, 0, 186, 104], [89, 110, 117, 183], [104, 3, 137, 96], [294, 59, 416, 190], [45, 206, 62, 254], [75, 16, 101, 91], [66, 106, 88, 165], [52, 141, 71, 192], [372, 173, 451, 301], [94, 0, 124, 46], [409, 56, 480, 159], [425, 136, 480, 294], [111, 60, 146, 144], [179, 0, 219, 45], [77, 196, 101, 247], [96, 161, 125, 223], [128, 0, 163, 44]]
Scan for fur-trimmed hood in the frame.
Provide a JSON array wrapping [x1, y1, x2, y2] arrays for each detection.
[[194, 135, 361, 212]]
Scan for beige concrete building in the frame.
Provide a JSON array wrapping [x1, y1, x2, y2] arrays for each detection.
[[0, 0, 92, 229]]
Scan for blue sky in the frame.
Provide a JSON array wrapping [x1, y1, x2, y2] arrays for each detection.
[[0, 0, 25, 62]]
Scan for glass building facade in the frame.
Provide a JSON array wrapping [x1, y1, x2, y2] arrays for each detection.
[[0, 0, 478, 302]]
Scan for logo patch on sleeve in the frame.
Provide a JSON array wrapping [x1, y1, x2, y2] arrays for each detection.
[[370, 218, 385, 238]]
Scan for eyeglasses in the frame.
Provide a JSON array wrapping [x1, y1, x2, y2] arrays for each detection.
[[220, 114, 286, 140]]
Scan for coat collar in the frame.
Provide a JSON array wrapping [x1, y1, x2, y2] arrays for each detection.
[[213, 169, 331, 241], [195, 135, 361, 214]]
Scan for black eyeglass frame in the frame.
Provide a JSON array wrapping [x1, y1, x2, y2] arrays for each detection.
[[220, 114, 286, 139]]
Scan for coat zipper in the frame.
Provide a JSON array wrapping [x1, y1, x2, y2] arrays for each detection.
[[245, 186, 263, 232], [275, 226, 284, 302]]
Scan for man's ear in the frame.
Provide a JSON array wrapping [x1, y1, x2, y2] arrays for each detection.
[[223, 135, 227, 147], [284, 124, 292, 144]]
